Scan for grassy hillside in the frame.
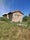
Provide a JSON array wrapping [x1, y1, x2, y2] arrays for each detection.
[[0, 21, 30, 40]]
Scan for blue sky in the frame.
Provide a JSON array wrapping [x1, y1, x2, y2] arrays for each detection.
[[0, 0, 30, 16]]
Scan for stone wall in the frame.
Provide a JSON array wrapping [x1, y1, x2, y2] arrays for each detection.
[[12, 12, 24, 22]]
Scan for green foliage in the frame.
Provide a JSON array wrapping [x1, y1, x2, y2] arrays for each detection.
[[23, 15, 30, 27], [0, 17, 10, 22], [23, 16, 28, 22], [29, 14, 30, 17], [0, 21, 30, 40], [27, 16, 30, 27]]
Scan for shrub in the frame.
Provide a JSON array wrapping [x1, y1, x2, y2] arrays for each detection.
[[27, 17, 30, 27], [0, 17, 10, 22], [23, 16, 28, 22]]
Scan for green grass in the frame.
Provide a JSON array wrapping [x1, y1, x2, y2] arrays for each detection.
[[0, 21, 30, 40]]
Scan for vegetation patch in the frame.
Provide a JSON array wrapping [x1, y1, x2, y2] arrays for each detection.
[[0, 14, 30, 40]]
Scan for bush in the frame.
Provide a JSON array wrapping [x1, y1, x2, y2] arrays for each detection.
[[23, 16, 28, 22], [23, 15, 30, 27], [27, 17, 30, 27], [0, 17, 10, 22]]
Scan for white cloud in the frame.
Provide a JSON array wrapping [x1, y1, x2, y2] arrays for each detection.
[[0, 0, 14, 16]]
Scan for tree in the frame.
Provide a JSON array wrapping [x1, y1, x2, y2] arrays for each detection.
[[29, 14, 30, 17], [23, 16, 28, 22]]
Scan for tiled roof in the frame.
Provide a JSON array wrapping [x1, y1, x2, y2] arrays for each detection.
[[3, 14, 7, 16], [3, 10, 24, 16], [8, 10, 24, 15]]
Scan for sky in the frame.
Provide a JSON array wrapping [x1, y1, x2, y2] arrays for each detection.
[[0, 0, 30, 16]]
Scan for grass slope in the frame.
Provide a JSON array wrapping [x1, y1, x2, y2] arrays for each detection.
[[0, 21, 30, 40]]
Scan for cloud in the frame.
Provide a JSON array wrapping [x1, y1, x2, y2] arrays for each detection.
[[0, 0, 14, 16], [0, 0, 6, 15]]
